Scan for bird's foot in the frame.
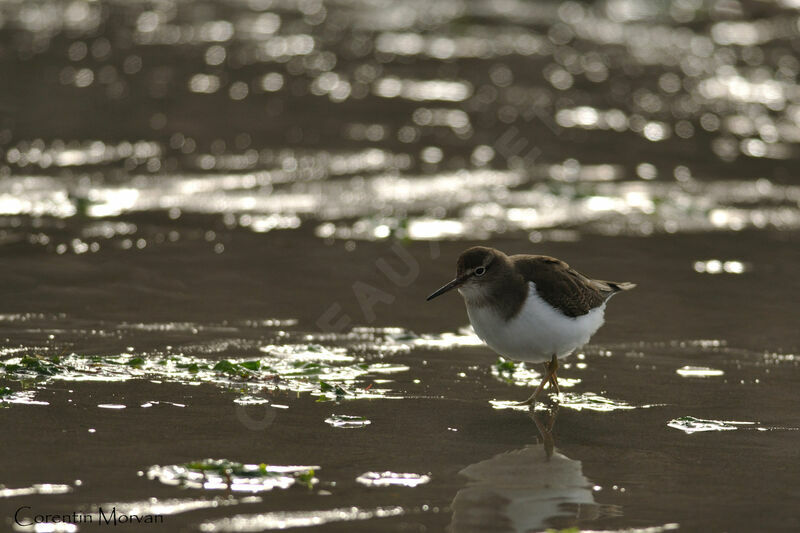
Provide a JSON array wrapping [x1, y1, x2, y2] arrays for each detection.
[[516, 389, 539, 407], [517, 354, 561, 407]]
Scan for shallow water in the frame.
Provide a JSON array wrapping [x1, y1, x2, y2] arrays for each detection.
[[2, 0, 800, 532]]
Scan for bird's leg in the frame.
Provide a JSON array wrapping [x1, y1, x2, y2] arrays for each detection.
[[518, 371, 550, 406], [518, 354, 559, 406], [547, 354, 560, 395], [542, 364, 559, 391]]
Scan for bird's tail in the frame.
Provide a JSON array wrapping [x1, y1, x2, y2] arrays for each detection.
[[607, 281, 636, 292], [585, 276, 636, 297]]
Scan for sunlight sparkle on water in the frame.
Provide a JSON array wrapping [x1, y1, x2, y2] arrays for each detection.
[[0, 390, 50, 406], [676, 366, 725, 378], [0, 483, 72, 498], [373, 77, 472, 102], [325, 414, 372, 428], [490, 391, 642, 413], [355, 471, 430, 488], [148, 461, 319, 493], [693, 260, 748, 274], [88, 497, 258, 520], [667, 416, 755, 434], [199, 506, 405, 532]]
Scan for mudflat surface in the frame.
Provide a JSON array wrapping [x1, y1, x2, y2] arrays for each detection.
[[2, 1, 800, 532]]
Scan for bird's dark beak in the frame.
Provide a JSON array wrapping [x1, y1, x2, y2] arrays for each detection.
[[426, 275, 467, 301]]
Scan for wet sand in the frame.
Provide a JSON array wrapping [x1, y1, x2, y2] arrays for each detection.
[[3, 0, 800, 531], [2, 228, 800, 532]]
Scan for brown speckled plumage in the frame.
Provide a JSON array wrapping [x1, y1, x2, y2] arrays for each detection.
[[455, 246, 635, 320]]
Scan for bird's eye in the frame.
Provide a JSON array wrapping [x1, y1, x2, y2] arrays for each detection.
[[475, 267, 486, 277]]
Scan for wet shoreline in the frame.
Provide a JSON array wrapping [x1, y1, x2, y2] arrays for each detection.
[[3, 229, 800, 531], [3, 0, 800, 530]]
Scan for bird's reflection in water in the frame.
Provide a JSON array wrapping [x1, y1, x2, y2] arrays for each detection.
[[448, 407, 620, 532]]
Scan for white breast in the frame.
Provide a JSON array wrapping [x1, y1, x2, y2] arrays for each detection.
[[464, 282, 605, 364]]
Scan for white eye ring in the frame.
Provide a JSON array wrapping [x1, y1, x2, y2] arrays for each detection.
[[475, 266, 486, 276]]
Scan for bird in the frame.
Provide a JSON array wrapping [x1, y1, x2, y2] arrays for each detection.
[[426, 246, 635, 405]]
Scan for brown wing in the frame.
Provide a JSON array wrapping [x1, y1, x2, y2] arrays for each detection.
[[512, 255, 622, 317]]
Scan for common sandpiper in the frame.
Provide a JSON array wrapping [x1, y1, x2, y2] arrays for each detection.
[[427, 246, 635, 405]]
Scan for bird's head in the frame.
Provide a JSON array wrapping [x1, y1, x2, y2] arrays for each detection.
[[426, 246, 505, 302]]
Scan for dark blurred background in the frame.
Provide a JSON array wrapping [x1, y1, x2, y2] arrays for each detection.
[[2, 3, 800, 533], [1, 0, 799, 243]]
